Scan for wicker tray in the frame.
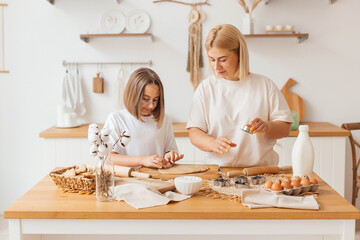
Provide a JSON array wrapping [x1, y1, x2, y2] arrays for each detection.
[[49, 166, 96, 194]]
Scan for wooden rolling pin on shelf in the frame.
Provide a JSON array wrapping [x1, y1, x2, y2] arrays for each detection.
[[227, 165, 292, 177]]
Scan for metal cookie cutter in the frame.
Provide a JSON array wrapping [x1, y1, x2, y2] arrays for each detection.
[[233, 176, 248, 184], [241, 125, 253, 134], [213, 178, 230, 187], [250, 175, 266, 185], [234, 181, 250, 189]]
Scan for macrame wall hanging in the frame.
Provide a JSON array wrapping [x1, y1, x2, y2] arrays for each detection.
[[0, 3, 8, 73], [153, 0, 210, 91]]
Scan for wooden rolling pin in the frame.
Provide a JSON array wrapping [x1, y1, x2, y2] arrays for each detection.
[[226, 165, 292, 177], [87, 164, 151, 178], [114, 166, 151, 178]]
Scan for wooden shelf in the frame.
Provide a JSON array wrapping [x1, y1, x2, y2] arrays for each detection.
[[47, 0, 122, 4], [0, 71, 9, 73], [80, 33, 153, 43], [244, 33, 309, 43], [264, 0, 336, 4]]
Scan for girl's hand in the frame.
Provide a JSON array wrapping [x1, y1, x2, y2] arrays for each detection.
[[141, 155, 168, 169], [249, 118, 270, 134], [211, 136, 237, 154], [164, 151, 184, 165]]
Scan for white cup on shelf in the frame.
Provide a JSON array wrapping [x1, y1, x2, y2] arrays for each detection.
[[266, 25, 274, 31], [285, 25, 294, 31], [275, 25, 284, 31]]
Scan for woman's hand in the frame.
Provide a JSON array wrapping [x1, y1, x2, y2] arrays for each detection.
[[211, 136, 237, 154], [249, 118, 271, 134], [141, 155, 168, 169], [164, 151, 184, 165]]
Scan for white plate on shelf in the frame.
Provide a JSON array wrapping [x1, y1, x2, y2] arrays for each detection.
[[125, 9, 151, 33], [101, 9, 126, 34]]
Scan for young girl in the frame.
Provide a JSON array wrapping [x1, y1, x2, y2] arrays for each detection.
[[104, 67, 184, 169]]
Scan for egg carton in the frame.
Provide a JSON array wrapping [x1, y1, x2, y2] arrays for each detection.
[[262, 184, 319, 196]]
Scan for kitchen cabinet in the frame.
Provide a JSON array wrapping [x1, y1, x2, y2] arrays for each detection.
[[39, 122, 350, 197]]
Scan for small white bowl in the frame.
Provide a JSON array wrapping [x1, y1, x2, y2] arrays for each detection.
[[265, 25, 274, 31], [174, 176, 203, 195], [275, 25, 284, 31], [285, 25, 294, 31]]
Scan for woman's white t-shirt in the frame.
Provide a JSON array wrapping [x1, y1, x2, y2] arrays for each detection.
[[186, 73, 293, 167], [104, 109, 178, 156]]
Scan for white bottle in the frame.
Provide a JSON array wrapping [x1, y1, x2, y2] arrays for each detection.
[[291, 125, 314, 177]]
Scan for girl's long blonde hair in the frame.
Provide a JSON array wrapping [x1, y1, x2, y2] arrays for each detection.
[[123, 68, 165, 128], [205, 24, 250, 81]]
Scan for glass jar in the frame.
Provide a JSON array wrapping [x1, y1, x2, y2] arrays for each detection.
[[95, 155, 114, 202]]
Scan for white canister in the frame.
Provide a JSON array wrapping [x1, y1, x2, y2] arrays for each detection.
[[57, 104, 67, 127], [291, 125, 314, 177]]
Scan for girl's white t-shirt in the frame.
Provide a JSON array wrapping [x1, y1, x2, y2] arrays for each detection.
[[104, 109, 178, 156], [186, 73, 293, 167]]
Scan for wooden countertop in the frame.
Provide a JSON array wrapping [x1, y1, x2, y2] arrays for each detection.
[[4, 169, 360, 220], [39, 122, 350, 138]]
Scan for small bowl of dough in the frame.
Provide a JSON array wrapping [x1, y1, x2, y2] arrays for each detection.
[[174, 176, 203, 195]]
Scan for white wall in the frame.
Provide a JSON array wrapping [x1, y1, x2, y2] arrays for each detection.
[[1, 0, 359, 213]]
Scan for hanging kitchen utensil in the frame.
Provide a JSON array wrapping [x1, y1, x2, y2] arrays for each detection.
[[93, 64, 104, 93], [113, 66, 126, 110]]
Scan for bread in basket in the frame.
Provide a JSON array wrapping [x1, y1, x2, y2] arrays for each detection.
[[49, 165, 96, 194]]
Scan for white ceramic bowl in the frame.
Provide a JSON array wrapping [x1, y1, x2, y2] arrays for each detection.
[[174, 176, 203, 195], [285, 24, 294, 31], [275, 25, 284, 31], [265, 25, 274, 31]]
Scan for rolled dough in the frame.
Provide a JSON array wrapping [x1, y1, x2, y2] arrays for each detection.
[[158, 164, 209, 175]]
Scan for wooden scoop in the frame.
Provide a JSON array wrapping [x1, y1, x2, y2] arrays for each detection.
[[226, 165, 292, 177]]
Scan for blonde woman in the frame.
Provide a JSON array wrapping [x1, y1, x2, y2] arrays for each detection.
[[187, 24, 293, 167], [105, 68, 184, 169]]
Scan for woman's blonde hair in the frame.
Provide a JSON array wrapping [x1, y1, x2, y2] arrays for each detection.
[[205, 24, 250, 81], [123, 68, 165, 128]]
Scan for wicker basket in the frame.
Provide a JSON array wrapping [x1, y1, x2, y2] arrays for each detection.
[[49, 166, 96, 194]]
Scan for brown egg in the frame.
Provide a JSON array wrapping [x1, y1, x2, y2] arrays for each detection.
[[271, 182, 283, 191], [301, 175, 309, 180], [310, 178, 318, 184], [291, 180, 301, 187], [300, 178, 311, 186], [282, 177, 291, 183], [281, 178, 292, 189], [291, 176, 300, 181], [274, 179, 281, 185], [263, 180, 273, 189]]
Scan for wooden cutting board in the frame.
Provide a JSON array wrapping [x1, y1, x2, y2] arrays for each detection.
[[281, 78, 305, 121], [139, 164, 220, 180], [114, 177, 175, 193]]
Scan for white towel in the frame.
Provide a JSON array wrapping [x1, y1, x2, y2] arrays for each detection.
[[61, 69, 86, 117], [113, 69, 126, 110], [111, 183, 191, 209], [241, 189, 319, 210]]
